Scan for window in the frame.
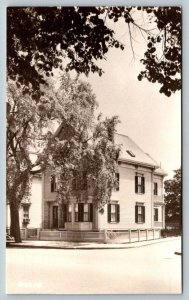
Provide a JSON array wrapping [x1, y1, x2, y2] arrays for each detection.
[[72, 171, 78, 190], [135, 204, 145, 223], [135, 175, 145, 194], [84, 204, 89, 221], [107, 204, 120, 223], [75, 204, 79, 222], [74, 203, 93, 222], [72, 171, 88, 191], [23, 206, 29, 223], [154, 182, 158, 195], [51, 175, 57, 192], [154, 208, 158, 221], [67, 204, 72, 222], [23, 206, 29, 218], [82, 171, 87, 190], [126, 150, 135, 157], [115, 173, 120, 191]]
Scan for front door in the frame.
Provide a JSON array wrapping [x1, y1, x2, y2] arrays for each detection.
[[52, 206, 58, 228]]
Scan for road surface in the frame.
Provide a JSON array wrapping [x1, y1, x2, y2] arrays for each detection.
[[6, 238, 182, 294]]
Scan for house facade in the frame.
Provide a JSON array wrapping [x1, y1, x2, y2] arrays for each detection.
[[6, 174, 42, 231], [42, 133, 167, 233]]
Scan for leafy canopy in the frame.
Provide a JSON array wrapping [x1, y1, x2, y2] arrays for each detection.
[[43, 74, 121, 210], [7, 6, 181, 97]]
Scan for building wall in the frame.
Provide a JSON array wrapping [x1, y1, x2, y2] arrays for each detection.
[[6, 175, 42, 230], [42, 164, 165, 231], [28, 175, 42, 228], [43, 170, 57, 201], [98, 163, 154, 230], [153, 174, 164, 202]]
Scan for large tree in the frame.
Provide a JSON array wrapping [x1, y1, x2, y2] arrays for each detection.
[[7, 6, 181, 98], [7, 74, 120, 242], [7, 78, 57, 242], [41, 75, 120, 211], [164, 168, 181, 226]]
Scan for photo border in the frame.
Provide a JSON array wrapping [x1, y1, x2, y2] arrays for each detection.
[[1, 0, 187, 299]]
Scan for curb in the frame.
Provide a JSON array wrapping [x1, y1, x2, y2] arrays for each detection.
[[7, 237, 181, 250]]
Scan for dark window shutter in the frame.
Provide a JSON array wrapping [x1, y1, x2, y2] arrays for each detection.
[[89, 204, 93, 222], [116, 173, 120, 191], [135, 176, 138, 193], [107, 204, 111, 222], [63, 204, 67, 222], [135, 205, 138, 223], [142, 206, 145, 223], [51, 175, 55, 192], [116, 204, 120, 222], [78, 203, 84, 222], [142, 177, 145, 194]]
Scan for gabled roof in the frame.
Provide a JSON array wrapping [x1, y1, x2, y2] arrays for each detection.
[[115, 133, 159, 169], [53, 124, 167, 174]]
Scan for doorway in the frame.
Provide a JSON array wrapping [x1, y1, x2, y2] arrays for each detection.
[[52, 206, 58, 228]]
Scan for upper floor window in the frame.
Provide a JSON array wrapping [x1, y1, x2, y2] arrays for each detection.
[[107, 204, 120, 223], [135, 203, 145, 223], [72, 171, 88, 191], [23, 206, 29, 218], [135, 175, 145, 194], [72, 171, 78, 190], [51, 175, 57, 192], [115, 173, 120, 191], [154, 182, 158, 195]]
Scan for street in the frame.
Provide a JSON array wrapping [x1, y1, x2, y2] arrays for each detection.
[[6, 238, 182, 294]]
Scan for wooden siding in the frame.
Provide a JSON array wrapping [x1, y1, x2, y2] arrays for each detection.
[[99, 164, 154, 230], [42, 163, 165, 231]]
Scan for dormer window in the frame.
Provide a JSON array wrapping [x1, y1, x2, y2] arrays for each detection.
[[126, 150, 135, 157]]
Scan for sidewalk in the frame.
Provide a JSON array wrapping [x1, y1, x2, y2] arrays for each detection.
[[8, 236, 182, 252]]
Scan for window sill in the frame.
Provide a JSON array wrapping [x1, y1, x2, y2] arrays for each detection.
[[135, 222, 145, 224], [108, 222, 120, 224]]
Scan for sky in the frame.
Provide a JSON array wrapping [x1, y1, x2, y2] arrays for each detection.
[[81, 15, 181, 179]]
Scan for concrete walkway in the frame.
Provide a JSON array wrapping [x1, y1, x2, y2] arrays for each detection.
[[7, 236, 182, 252]]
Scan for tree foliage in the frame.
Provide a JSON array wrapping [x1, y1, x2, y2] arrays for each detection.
[[138, 7, 181, 97], [7, 78, 57, 241], [7, 6, 181, 97], [43, 75, 120, 210], [164, 168, 181, 224], [7, 74, 120, 241]]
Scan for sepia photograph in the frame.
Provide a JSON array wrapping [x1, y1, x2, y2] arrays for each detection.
[[6, 6, 181, 294]]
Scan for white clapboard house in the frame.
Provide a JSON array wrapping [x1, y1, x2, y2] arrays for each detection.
[[41, 132, 167, 241], [7, 131, 167, 242]]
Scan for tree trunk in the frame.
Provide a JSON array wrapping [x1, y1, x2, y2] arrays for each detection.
[[10, 201, 21, 242]]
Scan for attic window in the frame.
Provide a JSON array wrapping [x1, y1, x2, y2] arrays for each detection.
[[126, 150, 135, 157]]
